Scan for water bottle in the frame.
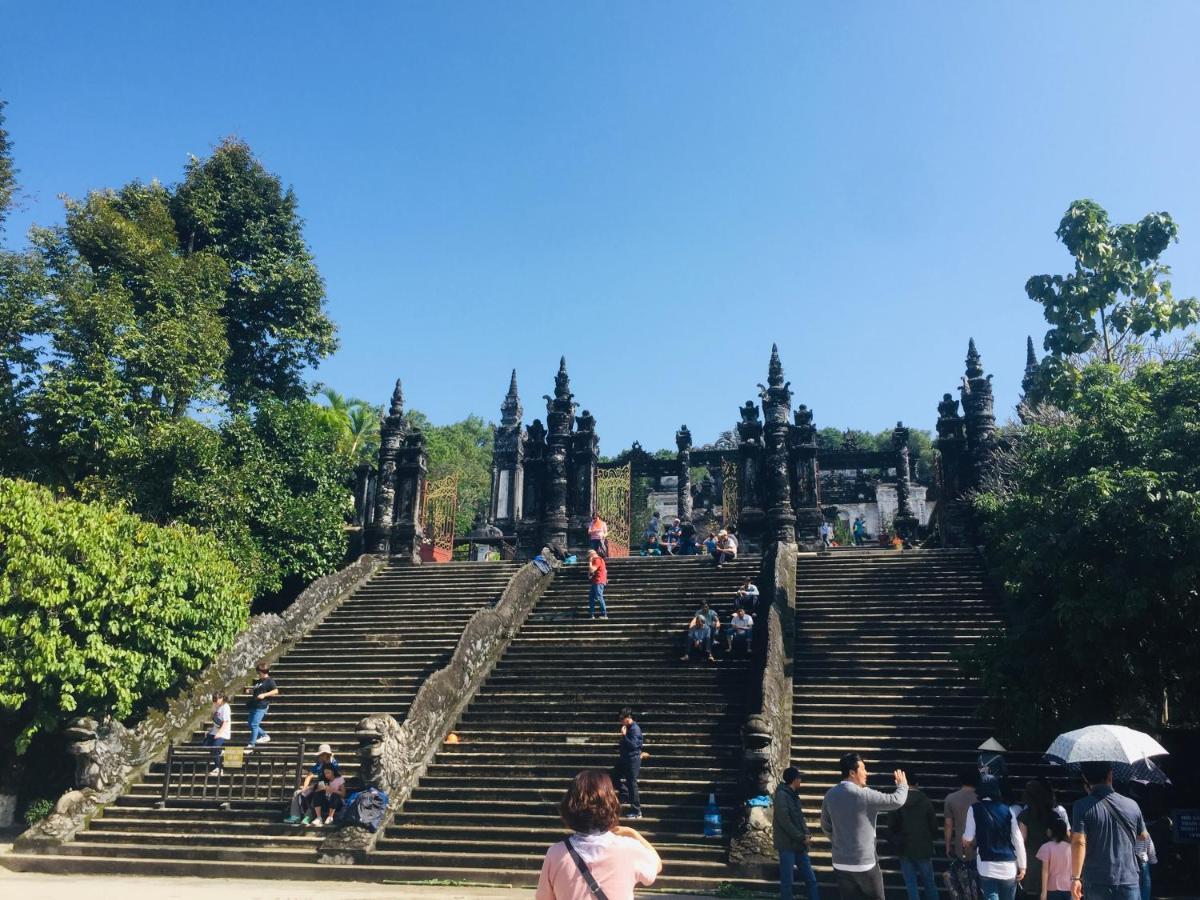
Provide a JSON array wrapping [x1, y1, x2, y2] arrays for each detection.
[[703, 792, 723, 838]]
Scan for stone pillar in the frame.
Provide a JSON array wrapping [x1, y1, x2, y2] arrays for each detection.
[[489, 370, 524, 537], [390, 429, 428, 564], [568, 409, 599, 549], [759, 345, 796, 546], [789, 404, 822, 548], [367, 380, 406, 554], [543, 358, 575, 554], [675, 425, 693, 523], [935, 394, 967, 501], [735, 401, 765, 545], [517, 420, 547, 559], [960, 338, 997, 492], [891, 421, 918, 540]]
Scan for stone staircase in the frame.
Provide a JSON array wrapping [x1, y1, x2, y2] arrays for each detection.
[[370, 553, 762, 891], [2, 560, 518, 879], [784, 548, 1052, 899]]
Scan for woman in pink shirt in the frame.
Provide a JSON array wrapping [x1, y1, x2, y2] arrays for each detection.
[[537, 770, 661, 900]]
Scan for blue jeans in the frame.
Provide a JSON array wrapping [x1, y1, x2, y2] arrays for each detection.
[[1083, 885, 1140, 900], [900, 858, 938, 900], [1140, 861, 1151, 900], [247, 705, 269, 744], [979, 875, 1017, 900], [589, 583, 607, 616], [778, 848, 820, 900], [202, 734, 225, 768]]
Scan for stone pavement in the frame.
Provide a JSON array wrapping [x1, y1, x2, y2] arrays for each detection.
[[0, 865, 726, 899]]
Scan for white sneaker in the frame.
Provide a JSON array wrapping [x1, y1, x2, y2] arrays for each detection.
[[209, 768, 224, 776], [324, 815, 334, 825], [312, 818, 323, 828], [256, 733, 271, 744]]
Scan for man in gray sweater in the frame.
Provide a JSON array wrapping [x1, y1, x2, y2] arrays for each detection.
[[820, 752, 909, 900]]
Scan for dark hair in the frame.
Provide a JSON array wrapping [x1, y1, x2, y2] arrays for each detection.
[[978, 776, 1001, 800], [1049, 816, 1069, 843], [1081, 761, 1113, 785], [560, 770, 620, 834], [782, 766, 802, 784], [256, 661, 270, 674], [839, 753, 864, 778], [1023, 778, 1055, 822], [321, 765, 337, 779], [211, 691, 227, 702], [959, 767, 981, 788], [618, 707, 634, 721]]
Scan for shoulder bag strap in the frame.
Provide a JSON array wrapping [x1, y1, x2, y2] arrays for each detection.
[[563, 837, 610, 900], [1099, 794, 1141, 845]]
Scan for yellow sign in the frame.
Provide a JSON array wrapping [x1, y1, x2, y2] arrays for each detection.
[[222, 746, 245, 769]]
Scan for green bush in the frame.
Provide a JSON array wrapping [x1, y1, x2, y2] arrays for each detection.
[[0, 478, 250, 754], [22, 797, 52, 825]]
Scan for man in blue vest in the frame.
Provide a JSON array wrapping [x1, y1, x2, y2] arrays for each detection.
[[1069, 762, 1149, 900], [962, 777, 1026, 900]]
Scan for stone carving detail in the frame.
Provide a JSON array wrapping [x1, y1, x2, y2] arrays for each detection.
[[368, 379, 406, 554], [16, 554, 386, 849], [489, 371, 525, 534], [960, 338, 997, 491], [891, 421, 918, 539]]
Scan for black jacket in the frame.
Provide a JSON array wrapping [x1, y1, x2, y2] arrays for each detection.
[[773, 783, 810, 852]]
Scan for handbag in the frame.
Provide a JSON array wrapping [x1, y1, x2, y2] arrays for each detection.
[[563, 837, 609, 900]]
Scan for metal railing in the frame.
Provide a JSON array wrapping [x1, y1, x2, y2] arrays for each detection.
[[158, 738, 307, 807]]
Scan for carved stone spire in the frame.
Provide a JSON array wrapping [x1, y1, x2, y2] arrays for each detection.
[[1021, 336, 1040, 399], [553, 356, 572, 401], [501, 369, 522, 427], [767, 343, 785, 389], [388, 379, 404, 417], [965, 337, 984, 379]]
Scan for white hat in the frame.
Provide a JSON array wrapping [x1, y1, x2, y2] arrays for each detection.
[[317, 743, 333, 756]]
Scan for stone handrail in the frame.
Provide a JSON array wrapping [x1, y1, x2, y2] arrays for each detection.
[[318, 551, 560, 863], [730, 541, 796, 869], [15, 553, 388, 849]]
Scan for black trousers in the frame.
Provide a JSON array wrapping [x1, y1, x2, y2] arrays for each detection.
[[834, 865, 885, 900], [611, 758, 641, 815]]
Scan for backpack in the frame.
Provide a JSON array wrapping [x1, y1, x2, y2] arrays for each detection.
[[335, 787, 390, 832]]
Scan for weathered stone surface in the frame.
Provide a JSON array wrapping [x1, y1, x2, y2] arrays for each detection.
[[730, 542, 795, 869], [14, 553, 387, 850], [318, 552, 560, 862]]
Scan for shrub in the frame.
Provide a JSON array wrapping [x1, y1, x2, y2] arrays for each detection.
[[0, 478, 250, 754], [22, 797, 52, 825]]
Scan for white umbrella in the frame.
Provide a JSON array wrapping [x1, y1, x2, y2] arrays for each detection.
[[1045, 724, 1167, 765]]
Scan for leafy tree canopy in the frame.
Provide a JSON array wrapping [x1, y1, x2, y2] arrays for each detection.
[[173, 138, 336, 406], [1026, 200, 1198, 367], [0, 478, 250, 755], [408, 411, 494, 539], [969, 351, 1200, 742]]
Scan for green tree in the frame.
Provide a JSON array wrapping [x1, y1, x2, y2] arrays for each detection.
[[968, 353, 1200, 741], [1026, 200, 1199, 366], [318, 386, 381, 467], [0, 101, 42, 474], [172, 139, 336, 407], [408, 411, 494, 539], [0, 478, 250, 755]]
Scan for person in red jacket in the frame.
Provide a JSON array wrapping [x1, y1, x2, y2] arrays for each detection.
[[587, 550, 608, 619]]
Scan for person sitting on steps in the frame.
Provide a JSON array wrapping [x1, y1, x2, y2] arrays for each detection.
[[285, 742, 341, 824], [713, 529, 738, 568], [725, 605, 753, 655], [736, 577, 760, 615], [306, 763, 346, 827], [681, 611, 716, 663]]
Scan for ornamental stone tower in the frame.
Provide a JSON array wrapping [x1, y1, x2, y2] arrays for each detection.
[[959, 338, 997, 491], [367, 379, 428, 562], [789, 403, 822, 547], [675, 425, 693, 522], [759, 345, 796, 545], [489, 370, 524, 537]]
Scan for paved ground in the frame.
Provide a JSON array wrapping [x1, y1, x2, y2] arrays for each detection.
[[0, 869, 538, 899], [0, 866, 726, 899]]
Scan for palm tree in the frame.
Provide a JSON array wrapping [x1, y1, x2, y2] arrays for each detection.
[[318, 387, 380, 466]]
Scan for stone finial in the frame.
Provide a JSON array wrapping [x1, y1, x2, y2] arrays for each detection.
[[676, 424, 692, 453], [501, 369, 522, 426], [1022, 336, 1040, 398], [965, 338, 983, 379], [388, 379, 404, 417], [554, 356, 572, 400], [892, 420, 911, 449], [767, 343, 785, 388]]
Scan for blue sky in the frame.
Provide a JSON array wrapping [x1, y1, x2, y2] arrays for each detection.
[[3, 2, 1198, 451]]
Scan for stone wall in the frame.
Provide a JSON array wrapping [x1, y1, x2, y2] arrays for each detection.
[[830, 484, 933, 538], [730, 542, 795, 869], [14, 553, 388, 850], [318, 553, 559, 863]]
